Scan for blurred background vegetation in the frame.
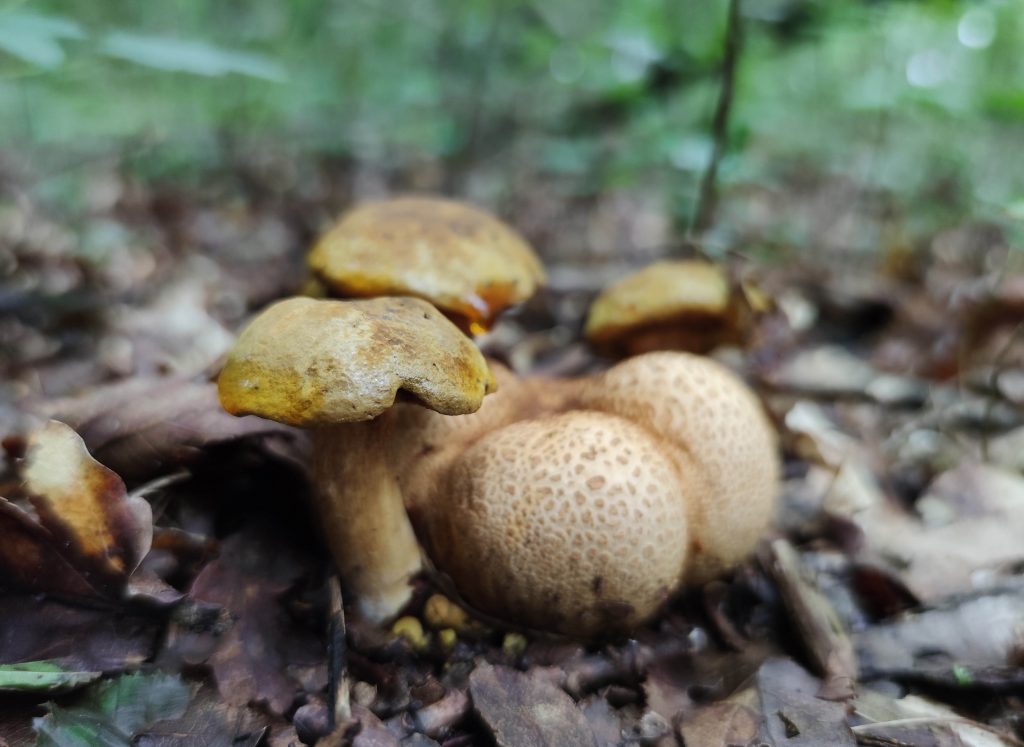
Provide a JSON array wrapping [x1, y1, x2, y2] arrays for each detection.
[[1, 0, 1022, 257]]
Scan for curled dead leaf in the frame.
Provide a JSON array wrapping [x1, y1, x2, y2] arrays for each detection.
[[20, 420, 152, 595]]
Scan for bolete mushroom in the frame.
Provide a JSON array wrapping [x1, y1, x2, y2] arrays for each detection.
[[217, 296, 495, 622], [307, 196, 546, 335], [389, 360, 570, 522], [404, 351, 778, 636], [584, 259, 743, 356], [578, 351, 779, 583], [423, 410, 692, 637]]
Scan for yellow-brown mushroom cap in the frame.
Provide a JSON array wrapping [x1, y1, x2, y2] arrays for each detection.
[[308, 197, 546, 333], [584, 260, 736, 354], [423, 410, 692, 638], [218, 296, 497, 427]]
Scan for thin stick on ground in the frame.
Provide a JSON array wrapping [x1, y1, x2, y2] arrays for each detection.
[[327, 575, 351, 729], [762, 539, 858, 700]]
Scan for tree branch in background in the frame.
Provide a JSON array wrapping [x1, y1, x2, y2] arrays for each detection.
[[446, 1, 508, 193], [692, 0, 743, 235]]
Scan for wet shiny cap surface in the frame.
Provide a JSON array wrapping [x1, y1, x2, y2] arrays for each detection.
[[308, 197, 546, 332], [584, 260, 731, 345]]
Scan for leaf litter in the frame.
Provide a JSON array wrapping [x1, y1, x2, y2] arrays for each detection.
[[1, 157, 1023, 746]]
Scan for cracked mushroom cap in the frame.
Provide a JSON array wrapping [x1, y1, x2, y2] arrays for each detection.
[[584, 260, 738, 355], [218, 296, 496, 427], [579, 352, 779, 583], [308, 197, 546, 334], [423, 410, 692, 637]]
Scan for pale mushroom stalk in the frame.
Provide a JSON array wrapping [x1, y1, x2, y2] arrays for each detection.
[[312, 416, 421, 622], [217, 296, 495, 625]]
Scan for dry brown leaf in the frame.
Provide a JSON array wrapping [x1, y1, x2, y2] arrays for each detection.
[[839, 462, 1024, 601], [784, 401, 864, 469], [20, 420, 151, 594], [36, 377, 291, 482], [184, 527, 320, 716], [350, 704, 401, 747], [0, 498, 95, 595], [852, 718, 1024, 747], [852, 689, 1024, 746], [676, 700, 762, 747], [854, 591, 1024, 677], [135, 681, 273, 747], [469, 662, 598, 747], [768, 345, 925, 406], [756, 658, 856, 746], [413, 688, 470, 739], [108, 277, 235, 378], [0, 594, 159, 670]]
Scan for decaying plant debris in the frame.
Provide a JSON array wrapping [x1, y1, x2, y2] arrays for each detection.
[[1, 157, 1023, 747]]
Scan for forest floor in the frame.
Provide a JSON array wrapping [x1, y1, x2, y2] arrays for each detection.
[[1, 152, 1023, 746]]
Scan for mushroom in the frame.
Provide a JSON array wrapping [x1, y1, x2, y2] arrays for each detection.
[[217, 296, 495, 622], [405, 351, 778, 636], [584, 259, 744, 356], [422, 410, 692, 637], [389, 360, 570, 522], [307, 196, 546, 335], [577, 351, 779, 583]]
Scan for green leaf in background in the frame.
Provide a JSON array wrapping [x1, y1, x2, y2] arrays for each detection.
[[100, 32, 287, 81], [0, 661, 101, 694], [33, 672, 191, 747], [0, 11, 84, 68]]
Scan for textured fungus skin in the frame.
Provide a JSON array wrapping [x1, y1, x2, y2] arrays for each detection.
[[391, 362, 572, 518], [308, 197, 546, 329], [402, 352, 779, 636], [218, 296, 496, 427], [579, 352, 779, 583], [425, 411, 691, 637]]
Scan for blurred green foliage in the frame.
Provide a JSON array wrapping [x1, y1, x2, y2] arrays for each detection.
[[1, 0, 1022, 236]]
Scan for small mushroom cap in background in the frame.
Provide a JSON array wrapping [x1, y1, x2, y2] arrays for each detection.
[[423, 410, 691, 638], [218, 296, 496, 427], [579, 352, 779, 583], [308, 197, 547, 333], [584, 259, 741, 355]]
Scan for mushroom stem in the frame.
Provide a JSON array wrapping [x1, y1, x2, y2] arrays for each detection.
[[312, 414, 422, 623]]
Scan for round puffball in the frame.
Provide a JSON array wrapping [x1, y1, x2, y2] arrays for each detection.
[[424, 410, 693, 637]]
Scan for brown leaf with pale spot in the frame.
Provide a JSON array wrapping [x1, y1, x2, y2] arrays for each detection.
[[21, 420, 152, 595]]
